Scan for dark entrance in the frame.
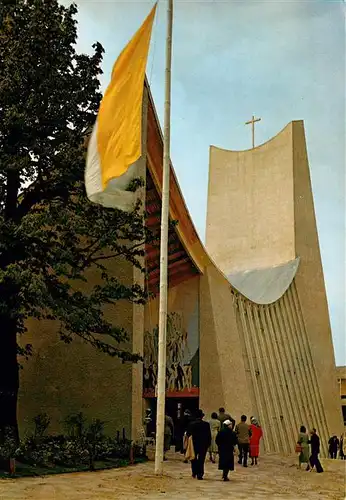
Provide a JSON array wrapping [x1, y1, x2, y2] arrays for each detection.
[[147, 397, 199, 420], [147, 397, 199, 450]]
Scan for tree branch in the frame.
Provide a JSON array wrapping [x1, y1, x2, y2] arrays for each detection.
[[88, 240, 146, 264]]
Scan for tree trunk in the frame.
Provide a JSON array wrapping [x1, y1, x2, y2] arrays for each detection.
[[1, 169, 21, 445], [0, 314, 19, 444]]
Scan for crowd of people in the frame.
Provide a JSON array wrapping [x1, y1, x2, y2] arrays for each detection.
[[296, 426, 346, 473], [145, 406, 345, 482], [163, 407, 263, 481], [296, 426, 323, 473], [328, 433, 346, 460]]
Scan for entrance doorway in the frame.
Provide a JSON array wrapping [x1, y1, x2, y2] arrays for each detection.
[[146, 397, 199, 450], [166, 397, 199, 419], [147, 397, 199, 421]]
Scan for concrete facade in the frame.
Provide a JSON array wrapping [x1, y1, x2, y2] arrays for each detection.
[[206, 126, 295, 273], [18, 258, 134, 437], [199, 264, 253, 420], [205, 120, 343, 455], [292, 122, 342, 438]]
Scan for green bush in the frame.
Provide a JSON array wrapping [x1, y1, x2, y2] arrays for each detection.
[[17, 436, 136, 467], [9, 413, 146, 470], [33, 414, 51, 440], [0, 427, 20, 460]]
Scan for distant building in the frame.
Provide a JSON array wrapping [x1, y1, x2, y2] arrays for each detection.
[[336, 366, 346, 425], [18, 80, 343, 457]]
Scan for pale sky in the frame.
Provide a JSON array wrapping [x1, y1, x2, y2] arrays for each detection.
[[60, 0, 345, 365]]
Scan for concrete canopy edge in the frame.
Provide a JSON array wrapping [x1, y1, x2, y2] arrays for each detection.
[[227, 257, 300, 305]]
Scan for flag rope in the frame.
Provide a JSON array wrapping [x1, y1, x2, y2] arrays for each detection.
[[148, 0, 160, 87]]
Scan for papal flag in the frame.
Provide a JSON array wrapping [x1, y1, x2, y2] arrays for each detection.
[[85, 3, 157, 211]]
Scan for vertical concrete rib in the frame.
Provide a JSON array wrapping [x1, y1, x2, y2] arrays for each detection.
[[258, 304, 287, 452], [289, 283, 329, 446], [282, 291, 321, 432], [242, 298, 275, 450], [251, 303, 282, 452], [279, 294, 312, 430], [264, 305, 297, 452], [237, 295, 271, 451], [258, 304, 292, 453], [271, 301, 304, 446], [275, 299, 307, 426], [232, 292, 257, 417], [290, 282, 330, 456]]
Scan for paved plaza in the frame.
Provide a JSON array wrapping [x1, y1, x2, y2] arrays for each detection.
[[0, 452, 344, 500]]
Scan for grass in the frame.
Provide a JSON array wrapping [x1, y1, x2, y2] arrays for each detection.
[[0, 456, 147, 479]]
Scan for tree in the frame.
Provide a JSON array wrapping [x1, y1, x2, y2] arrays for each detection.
[[0, 0, 149, 441]]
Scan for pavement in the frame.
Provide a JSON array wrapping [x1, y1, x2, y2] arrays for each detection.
[[0, 450, 345, 500]]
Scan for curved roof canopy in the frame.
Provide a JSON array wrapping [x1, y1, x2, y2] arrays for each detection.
[[227, 257, 300, 305]]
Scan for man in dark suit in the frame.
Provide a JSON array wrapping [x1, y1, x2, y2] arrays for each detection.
[[186, 409, 212, 480], [218, 407, 236, 428], [308, 428, 323, 473]]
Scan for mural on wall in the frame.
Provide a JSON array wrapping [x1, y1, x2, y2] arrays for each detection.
[[143, 307, 199, 398]]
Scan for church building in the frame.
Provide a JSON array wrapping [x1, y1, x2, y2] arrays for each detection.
[[18, 80, 343, 457]]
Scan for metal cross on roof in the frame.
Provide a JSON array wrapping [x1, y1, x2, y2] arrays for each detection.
[[245, 115, 261, 149]]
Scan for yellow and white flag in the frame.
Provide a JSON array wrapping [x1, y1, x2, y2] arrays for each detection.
[[85, 4, 157, 211]]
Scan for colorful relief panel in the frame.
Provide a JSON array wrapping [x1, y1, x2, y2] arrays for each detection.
[[143, 277, 199, 398]]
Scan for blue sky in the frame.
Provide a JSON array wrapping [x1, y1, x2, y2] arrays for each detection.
[[61, 0, 345, 365]]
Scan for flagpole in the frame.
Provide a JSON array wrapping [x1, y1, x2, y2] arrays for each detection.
[[154, 0, 173, 475]]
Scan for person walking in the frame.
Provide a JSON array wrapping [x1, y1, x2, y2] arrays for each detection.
[[218, 407, 235, 427], [340, 433, 346, 460], [182, 409, 193, 462], [216, 419, 237, 481], [163, 414, 174, 460], [144, 408, 154, 438], [297, 426, 310, 469], [342, 433, 346, 460], [186, 409, 212, 480], [328, 435, 339, 459], [208, 412, 221, 463], [307, 428, 323, 473], [235, 415, 252, 467], [249, 417, 263, 466]]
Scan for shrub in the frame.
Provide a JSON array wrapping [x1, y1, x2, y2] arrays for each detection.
[[63, 413, 87, 439], [33, 414, 51, 440], [0, 427, 20, 460], [4, 412, 146, 471]]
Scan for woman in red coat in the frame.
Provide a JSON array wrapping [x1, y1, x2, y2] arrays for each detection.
[[249, 417, 263, 465]]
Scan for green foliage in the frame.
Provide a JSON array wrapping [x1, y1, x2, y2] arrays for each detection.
[[33, 413, 50, 439], [0, 0, 150, 363], [64, 412, 87, 439], [9, 413, 146, 470], [0, 427, 20, 459], [17, 435, 90, 468]]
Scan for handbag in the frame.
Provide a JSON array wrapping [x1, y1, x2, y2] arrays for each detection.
[[183, 432, 188, 452], [185, 436, 195, 461], [295, 443, 302, 453]]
